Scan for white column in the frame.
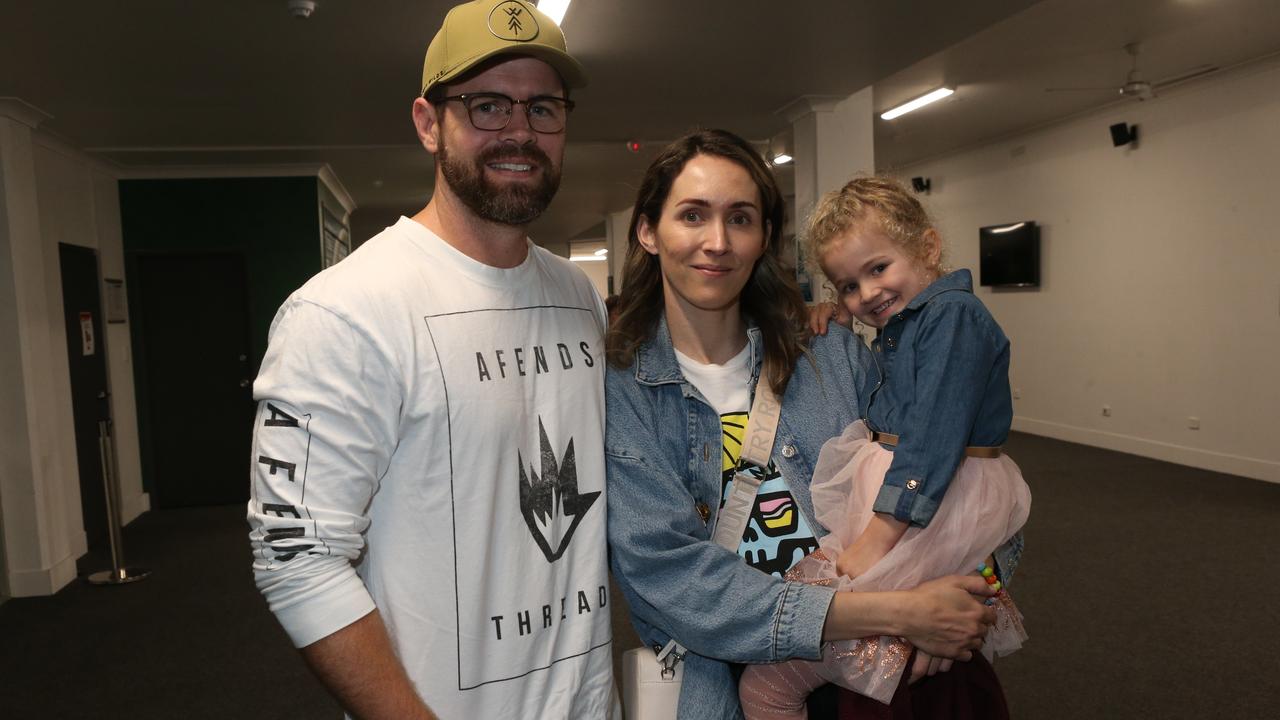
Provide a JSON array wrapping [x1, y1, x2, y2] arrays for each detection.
[[0, 98, 85, 597], [89, 165, 149, 524], [779, 88, 875, 301], [604, 207, 631, 295]]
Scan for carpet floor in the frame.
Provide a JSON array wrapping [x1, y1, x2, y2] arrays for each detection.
[[1, 432, 1276, 718]]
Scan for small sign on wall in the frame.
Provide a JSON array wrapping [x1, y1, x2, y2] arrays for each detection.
[[79, 311, 95, 356], [104, 278, 127, 323]]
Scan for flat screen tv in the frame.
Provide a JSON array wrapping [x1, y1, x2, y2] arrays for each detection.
[[979, 221, 1040, 287]]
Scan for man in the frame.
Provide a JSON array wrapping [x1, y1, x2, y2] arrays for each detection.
[[246, 2, 613, 718]]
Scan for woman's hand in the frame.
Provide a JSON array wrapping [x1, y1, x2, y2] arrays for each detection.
[[897, 575, 996, 660], [807, 301, 850, 335]]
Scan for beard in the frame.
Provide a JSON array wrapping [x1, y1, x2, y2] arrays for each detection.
[[437, 141, 561, 226]]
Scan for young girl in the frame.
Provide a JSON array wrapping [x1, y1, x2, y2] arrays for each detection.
[[739, 177, 1031, 718]]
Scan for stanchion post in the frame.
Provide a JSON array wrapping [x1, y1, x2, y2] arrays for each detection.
[[87, 417, 151, 585]]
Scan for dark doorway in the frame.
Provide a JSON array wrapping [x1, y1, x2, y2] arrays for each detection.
[[132, 252, 255, 507], [58, 244, 112, 551]]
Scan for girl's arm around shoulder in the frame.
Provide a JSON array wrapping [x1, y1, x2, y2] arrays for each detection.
[[805, 323, 875, 416]]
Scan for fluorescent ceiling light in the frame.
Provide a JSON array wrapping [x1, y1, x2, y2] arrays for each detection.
[[880, 87, 954, 120], [593, 248, 608, 256], [538, 0, 571, 25], [570, 255, 607, 262], [772, 153, 793, 165], [988, 222, 1027, 234]]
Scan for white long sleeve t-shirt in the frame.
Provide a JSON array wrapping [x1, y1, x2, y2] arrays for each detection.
[[247, 217, 613, 719]]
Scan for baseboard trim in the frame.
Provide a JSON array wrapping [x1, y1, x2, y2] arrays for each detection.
[[1013, 417, 1280, 484], [7, 551, 78, 597]]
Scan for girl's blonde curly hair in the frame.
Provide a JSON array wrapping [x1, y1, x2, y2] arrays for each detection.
[[804, 176, 944, 275]]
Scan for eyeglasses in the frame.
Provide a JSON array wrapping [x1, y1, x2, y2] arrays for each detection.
[[438, 93, 575, 134]]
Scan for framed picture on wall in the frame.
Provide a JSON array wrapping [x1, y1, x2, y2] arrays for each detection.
[[104, 278, 127, 323]]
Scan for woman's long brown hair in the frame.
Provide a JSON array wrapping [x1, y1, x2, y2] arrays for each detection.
[[605, 129, 810, 395]]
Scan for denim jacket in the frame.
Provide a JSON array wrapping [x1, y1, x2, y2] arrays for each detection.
[[606, 318, 871, 719], [866, 269, 1014, 528]]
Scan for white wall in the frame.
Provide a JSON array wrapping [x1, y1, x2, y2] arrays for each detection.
[[605, 208, 630, 292], [1, 106, 84, 597], [32, 135, 147, 521], [575, 255, 609, 298], [0, 100, 143, 598], [895, 58, 1280, 482], [784, 90, 876, 301]]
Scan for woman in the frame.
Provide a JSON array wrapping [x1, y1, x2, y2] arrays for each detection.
[[605, 129, 1000, 719]]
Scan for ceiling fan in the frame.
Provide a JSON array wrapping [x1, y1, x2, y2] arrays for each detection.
[[1045, 42, 1219, 101]]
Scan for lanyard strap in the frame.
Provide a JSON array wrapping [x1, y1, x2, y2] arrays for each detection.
[[711, 367, 781, 547], [657, 363, 783, 668]]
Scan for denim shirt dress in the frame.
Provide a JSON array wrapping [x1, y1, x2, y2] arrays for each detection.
[[864, 269, 1025, 578], [864, 269, 1015, 528]]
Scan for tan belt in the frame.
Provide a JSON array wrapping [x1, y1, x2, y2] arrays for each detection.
[[870, 430, 1003, 459]]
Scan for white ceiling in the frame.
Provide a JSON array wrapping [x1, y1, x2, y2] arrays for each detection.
[[873, 0, 1280, 169], [4, 0, 1279, 243]]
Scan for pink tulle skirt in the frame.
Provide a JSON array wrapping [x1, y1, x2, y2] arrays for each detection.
[[786, 421, 1032, 704]]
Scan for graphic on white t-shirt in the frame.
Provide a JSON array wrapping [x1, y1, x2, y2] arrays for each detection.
[[424, 303, 609, 691], [519, 419, 601, 563], [718, 411, 819, 577]]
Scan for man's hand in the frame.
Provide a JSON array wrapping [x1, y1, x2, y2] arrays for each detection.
[[909, 651, 954, 684], [896, 575, 996, 660]]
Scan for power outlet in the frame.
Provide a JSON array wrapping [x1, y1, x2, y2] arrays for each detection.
[[1012, 388, 1021, 399], [1188, 416, 1200, 430], [1101, 405, 1112, 417]]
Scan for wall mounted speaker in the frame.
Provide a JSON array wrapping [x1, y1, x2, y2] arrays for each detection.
[[1110, 122, 1138, 147]]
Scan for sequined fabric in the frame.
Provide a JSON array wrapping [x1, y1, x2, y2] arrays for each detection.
[[755, 421, 1032, 706]]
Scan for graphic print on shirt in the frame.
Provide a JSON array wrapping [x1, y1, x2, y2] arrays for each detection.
[[425, 304, 610, 691], [719, 411, 819, 577], [519, 418, 601, 563], [250, 401, 329, 568]]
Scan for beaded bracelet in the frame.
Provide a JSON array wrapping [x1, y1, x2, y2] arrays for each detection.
[[977, 562, 1003, 606]]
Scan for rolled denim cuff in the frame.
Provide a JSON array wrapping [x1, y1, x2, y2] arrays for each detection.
[[872, 484, 940, 528], [773, 582, 838, 661]]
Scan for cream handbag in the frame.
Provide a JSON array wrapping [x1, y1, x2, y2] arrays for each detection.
[[621, 643, 685, 720]]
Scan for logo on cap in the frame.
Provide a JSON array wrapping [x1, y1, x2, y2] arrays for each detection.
[[488, 0, 540, 42]]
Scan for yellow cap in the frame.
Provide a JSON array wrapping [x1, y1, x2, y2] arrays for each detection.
[[421, 0, 587, 97]]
